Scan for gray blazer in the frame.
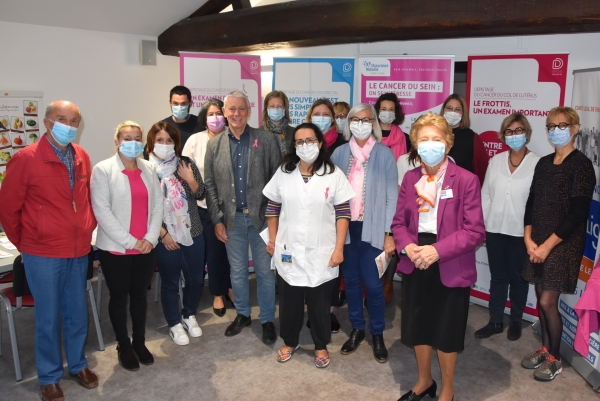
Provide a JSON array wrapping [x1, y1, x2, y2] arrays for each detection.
[[91, 154, 163, 253], [204, 126, 281, 230]]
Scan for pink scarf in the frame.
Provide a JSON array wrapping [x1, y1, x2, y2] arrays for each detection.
[[381, 125, 407, 161], [414, 158, 448, 213], [348, 136, 376, 220], [323, 127, 338, 149]]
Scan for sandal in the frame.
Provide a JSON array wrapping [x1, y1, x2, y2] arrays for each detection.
[[276, 345, 299, 363], [314, 350, 330, 368]]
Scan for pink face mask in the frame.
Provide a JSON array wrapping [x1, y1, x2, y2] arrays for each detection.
[[207, 115, 225, 132]]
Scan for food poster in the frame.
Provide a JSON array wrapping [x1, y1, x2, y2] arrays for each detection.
[[0, 93, 43, 187]]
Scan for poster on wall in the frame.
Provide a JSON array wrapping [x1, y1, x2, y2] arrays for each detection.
[[359, 56, 454, 133], [179, 52, 262, 128], [0, 91, 43, 188], [467, 54, 569, 321], [559, 68, 600, 372], [272, 58, 355, 125]]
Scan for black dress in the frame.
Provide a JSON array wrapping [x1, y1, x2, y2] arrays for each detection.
[[522, 150, 595, 293]]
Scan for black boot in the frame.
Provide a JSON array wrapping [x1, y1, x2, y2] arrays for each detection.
[[132, 337, 154, 365], [475, 322, 504, 339], [117, 340, 140, 371], [340, 329, 365, 355], [372, 334, 388, 363]]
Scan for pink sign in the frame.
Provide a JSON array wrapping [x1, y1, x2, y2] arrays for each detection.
[[359, 57, 454, 132], [179, 52, 262, 127]]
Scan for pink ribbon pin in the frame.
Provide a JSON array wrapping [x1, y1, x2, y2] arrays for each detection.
[[325, 187, 329, 199], [253, 139, 258, 147]]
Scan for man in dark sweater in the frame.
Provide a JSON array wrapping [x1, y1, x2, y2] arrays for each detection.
[[162, 85, 198, 148]]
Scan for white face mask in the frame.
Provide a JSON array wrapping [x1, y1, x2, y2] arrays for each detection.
[[296, 142, 320, 164], [379, 111, 395, 124], [153, 143, 175, 160], [444, 111, 462, 127], [350, 121, 372, 140]]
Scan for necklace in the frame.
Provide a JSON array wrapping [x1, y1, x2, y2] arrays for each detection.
[[509, 149, 528, 168]]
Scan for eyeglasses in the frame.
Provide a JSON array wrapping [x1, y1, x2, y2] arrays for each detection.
[[294, 138, 319, 147], [444, 105, 463, 113], [504, 127, 527, 136], [349, 117, 374, 124], [546, 122, 570, 131], [335, 113, 347, 119]]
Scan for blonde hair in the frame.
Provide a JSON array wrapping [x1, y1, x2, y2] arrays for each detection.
[[409, 112, 455, 149], [262, 90, 290, 131], [114, 120, 143, 152], [546, 106, 580, 127]]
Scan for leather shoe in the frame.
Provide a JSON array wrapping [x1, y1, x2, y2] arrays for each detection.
[[262, 322, 277, 344], [340, 328, 365, 355], [225, 314, 251, 337], [398, 380, 437, 401], [382, 278, 394, 303], [41, 383, 64, 401], [507, 321, 522, 341], [132, 341, 154, 365], [372, 334, 388, 363], [69, 367, 99, 389], [117, 342, 140, 371], [213, 307, 226, 317], [474, 322, 503, 339]]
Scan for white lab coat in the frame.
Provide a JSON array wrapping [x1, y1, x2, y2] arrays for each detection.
[[262, 164, 355, 287]]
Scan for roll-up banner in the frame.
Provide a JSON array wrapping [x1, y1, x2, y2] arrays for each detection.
[[179, 52, 262, 128], [556, 67, 600, 388], [359, 56, 454, 133], [272, 58, 355, 125], [467, 53, 570, 322]]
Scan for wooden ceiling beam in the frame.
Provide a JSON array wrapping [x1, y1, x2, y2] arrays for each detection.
[[159, 0, 600, 56]]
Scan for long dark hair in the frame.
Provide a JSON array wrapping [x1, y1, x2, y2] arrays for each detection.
[[280, 123, 335, 176]]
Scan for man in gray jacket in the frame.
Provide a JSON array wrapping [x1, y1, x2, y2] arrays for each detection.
[[204, 91, 281, 343]]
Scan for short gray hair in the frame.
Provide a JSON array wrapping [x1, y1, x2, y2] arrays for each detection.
[[224, 91, 250, 109], [342, 103, 382, 142]]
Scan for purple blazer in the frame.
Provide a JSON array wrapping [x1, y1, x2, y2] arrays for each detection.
[[392, 161, 485, 288]]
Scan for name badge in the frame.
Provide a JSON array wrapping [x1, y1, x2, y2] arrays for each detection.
[[281, 254, 293, 264], [440, 189, 453, 199]]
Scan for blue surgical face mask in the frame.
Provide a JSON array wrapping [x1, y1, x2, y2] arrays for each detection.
[[336, 118, 346, 133], [548, 127, 573, 148], [312, 116, 332, 133], [505, 134, 527, 151], [418, 141, 446, 167], [172, 105, 189, 120], [119, 141, 143, 160], [267, 108, 285, 122], [48, 119, 77, 146]]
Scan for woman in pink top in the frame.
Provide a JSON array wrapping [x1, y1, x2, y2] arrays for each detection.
[[91, 121, 163, 371]]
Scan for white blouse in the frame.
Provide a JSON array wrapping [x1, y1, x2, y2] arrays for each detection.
[[481, 150, 540, 237], [418, 173, 444, 235], [397, 153, 421, 186], [182, 130, 211, 208]]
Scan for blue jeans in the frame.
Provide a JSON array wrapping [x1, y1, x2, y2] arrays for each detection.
[[156, 233, 205, 327], [225, 212, 275, 323], [486, 231, 530, 324], [342, 221, 385, 335], [21, 253, 88, 385]]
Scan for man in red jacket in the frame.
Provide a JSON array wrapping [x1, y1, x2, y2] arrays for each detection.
[[0, 100, 98, 401]]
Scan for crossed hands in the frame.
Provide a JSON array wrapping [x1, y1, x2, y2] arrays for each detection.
[[525, 238, 549, 264], [405, 243, 440, 270], [133, 239, 153, 254]]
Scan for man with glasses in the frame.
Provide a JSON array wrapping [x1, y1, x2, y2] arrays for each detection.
[[204, 91, 282, 343]]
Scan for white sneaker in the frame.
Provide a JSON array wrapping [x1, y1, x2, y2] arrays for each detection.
[[169, 323, 190, 345], [181, 315, 202, 338]]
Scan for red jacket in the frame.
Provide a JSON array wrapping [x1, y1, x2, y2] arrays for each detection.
[[0, 134, 96, 258]]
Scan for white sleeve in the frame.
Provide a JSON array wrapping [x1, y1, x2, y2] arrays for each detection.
[[332, 167, 355, 205], [262, 168, 282, 202]]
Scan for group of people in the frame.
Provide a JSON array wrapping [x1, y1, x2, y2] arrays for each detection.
[[0, 83, 594, 401]]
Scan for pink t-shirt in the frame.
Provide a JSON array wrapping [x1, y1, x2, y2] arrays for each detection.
[[110, 168, 149, 255]]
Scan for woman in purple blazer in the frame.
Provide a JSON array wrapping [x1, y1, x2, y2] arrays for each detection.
[[392, 112, 485, 401]]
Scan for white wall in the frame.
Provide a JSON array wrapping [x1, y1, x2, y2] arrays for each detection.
[[3, 19, 600, 165], [0, 21, 180, 165]]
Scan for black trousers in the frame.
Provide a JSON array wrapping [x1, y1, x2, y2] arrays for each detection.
[[98, 249, 156, 344], [198, 206, 231, 296], [278, 274, 336, 350]]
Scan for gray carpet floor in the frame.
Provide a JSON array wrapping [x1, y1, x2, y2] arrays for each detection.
[[1, 272, 599, 401]]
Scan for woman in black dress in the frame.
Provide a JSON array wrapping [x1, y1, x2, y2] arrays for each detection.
[[521, 107, 595, 382]]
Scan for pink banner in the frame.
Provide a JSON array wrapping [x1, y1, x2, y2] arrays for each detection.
[[359, 57, 454, 132]]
